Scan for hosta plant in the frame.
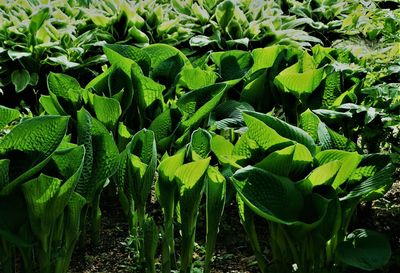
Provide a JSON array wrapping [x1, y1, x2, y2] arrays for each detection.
[[0, 115, 86, 273], [157, 128, 227, 273], [39, 73, 120, 246], [229, 110, 394, 272], [116, 128, 157, 272]]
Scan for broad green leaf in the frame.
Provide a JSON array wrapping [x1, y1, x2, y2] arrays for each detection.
[[250, 46, 283, 73], [176, 157, 210, 273], [142, 44, 191, 69], [93, 95, 121, 130], [274, 62, 325, 99], [300, 109, 320, 142], [0, 116, 69, 194], [341, 164, 395, 201], [75, 110, 118, 202], [76, 108, 93, 200], [11, 70, 30, 93], [156, 150, 185, 214], [104, 44, 151, 75], [7, 50, 31, 61], [131, 65, 165, 110], [178, 83, 227, 128], [86, 118, 119, 201], [232, 166, 303, 224], [179, 67, 217, 90], [148, 108, 181, 150], [243, 111, 316, 154], [336, 229, 391, 271], [151, 54, 184, 86], [296, 161, 342, 193], [176, 158, 211, 190], [47, 72, 82, 107], [219, 50, 253, 80], [22, 174, 62, 241], [39, 96, 62, 115], [0, 106, 19, 129], [318, 123, 357, 152], [233, 113, 293, 161], [255, 143, 312, 178], [125, 129, 157, 207], [241, 71, 274, 112], [189, 129, 211, 160], [47, 55, 80, 69], [211, 134, 242, 168], [316, 150, 362, 189], [255, 145, 296, 176]]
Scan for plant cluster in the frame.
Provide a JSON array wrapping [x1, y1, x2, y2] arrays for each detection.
[[0, 1, 399, 273]]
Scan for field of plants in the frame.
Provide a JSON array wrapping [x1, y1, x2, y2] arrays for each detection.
[[0, 0, 399, 272]]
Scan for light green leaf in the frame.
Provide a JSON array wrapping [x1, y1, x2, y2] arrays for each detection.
[[11, 70, 30, 93], [315, 150, 362, 189], [93, 95, 121, 130]]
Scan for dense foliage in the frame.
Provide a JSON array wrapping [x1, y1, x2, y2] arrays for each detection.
[[0, 0, 399, 273]]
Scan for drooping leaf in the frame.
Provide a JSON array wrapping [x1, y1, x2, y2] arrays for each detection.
[[336, 229, 391, 271]]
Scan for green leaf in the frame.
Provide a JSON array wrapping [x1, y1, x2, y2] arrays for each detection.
[[216, 0, 235, 30], [124, 129, 157, 208], [232, 166, 303, 224], [142, 44, 191, 69], [219, 50, 253, 80], [211, 135, 242, 168], [75, 110, 119, 203], [104, 44, 151, 75], [156, 150, 185, 216], [47, 72, 82, 107], [255, 143, 312, 178], [0, 159, 10, 189], [233, 113, 293, 161], [11, 70, 30, 93], [189, 129, 211, 160], [0, 116, 69, 195], [178, 83, 227, 129], [342, 164, 395, 201], [47, 55, 80, 69], [0, 106, 20, 129], [296, 161, 342, 193], [204, 166, 226, 273], [315, 150, 362, 189], [93, 95, 122, 130], [29, 7, 49, 34], [300, 109, 320, 142], [336, 229, 391, 271], [274, 59, 325, 99], [251, 46, 284, 73], [176, 157, 210, 273], [7, 50, 31, 61], [179, 67, 217, 90], [243, 111, 316, 155], [317, 123, 357, 152]]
